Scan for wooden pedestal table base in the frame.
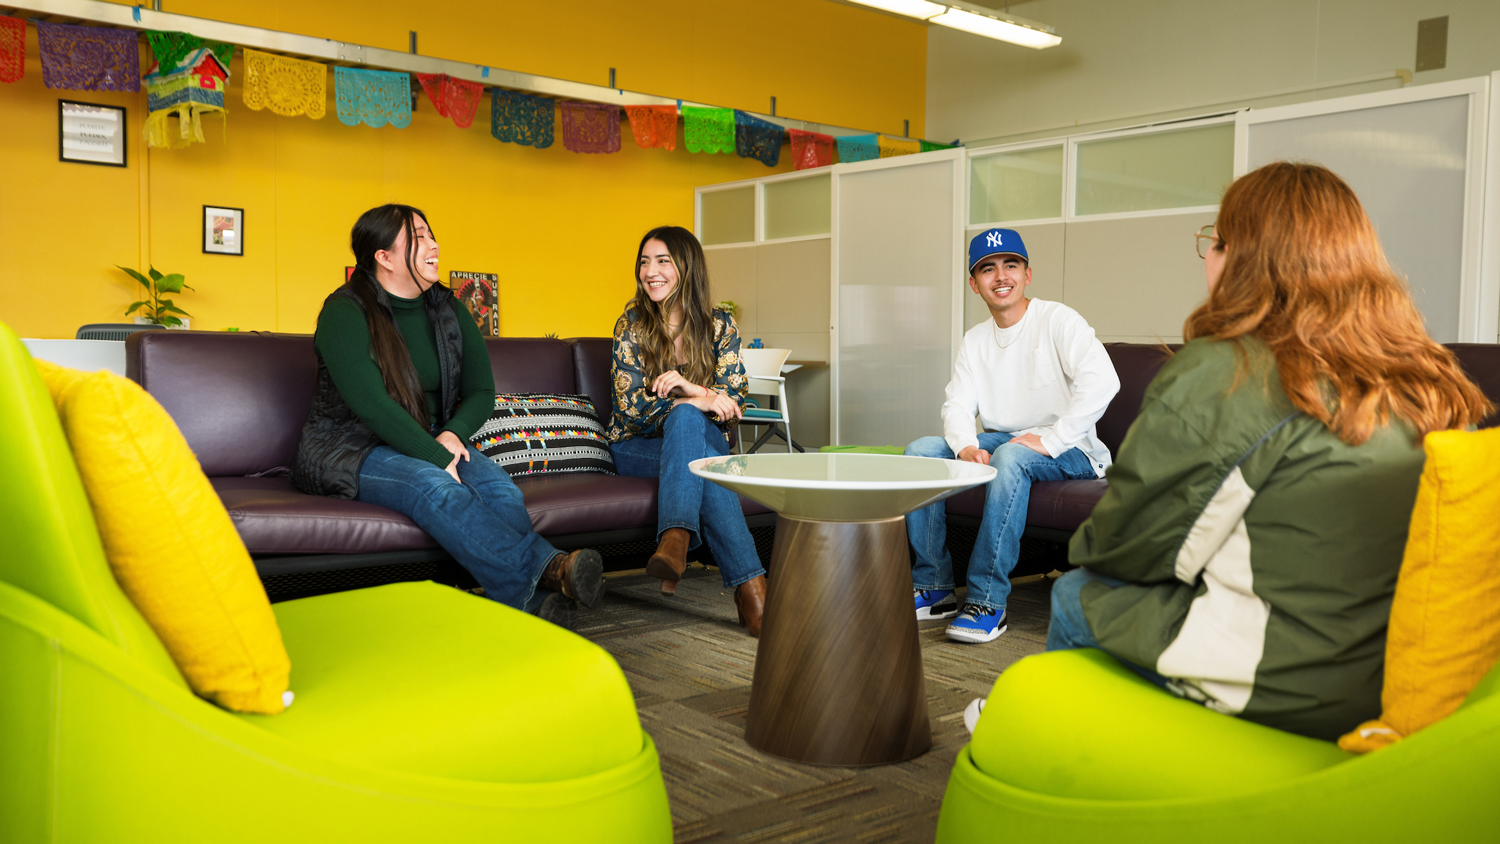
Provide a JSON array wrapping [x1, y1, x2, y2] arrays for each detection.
[[745, 514, 931, 766]]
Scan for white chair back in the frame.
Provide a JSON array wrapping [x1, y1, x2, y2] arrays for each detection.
[[741, 348, 791, 394]]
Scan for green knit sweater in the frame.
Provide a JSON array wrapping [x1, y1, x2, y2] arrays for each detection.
[[313, 293, 495, 469]]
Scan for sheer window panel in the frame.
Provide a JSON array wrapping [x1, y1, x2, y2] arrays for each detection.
[[1075, 124, 1234, 216], [969, 145, 1064, 224], [700, 186, 756, 245], [764, 174, 832, 240]]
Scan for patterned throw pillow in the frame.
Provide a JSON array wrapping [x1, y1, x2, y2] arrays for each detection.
[[470, 393, 616, 478]]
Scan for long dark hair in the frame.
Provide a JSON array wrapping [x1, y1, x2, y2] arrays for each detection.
[[1185, 162, 1489, 444], [347, 204, 445, 426], [627, 225, 716, 386]]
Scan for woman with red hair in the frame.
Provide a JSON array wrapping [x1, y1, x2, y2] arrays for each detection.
[[1037, 162, 1491, 740]]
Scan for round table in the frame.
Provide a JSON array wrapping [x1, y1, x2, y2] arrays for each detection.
[[689, 452, 996, 766]]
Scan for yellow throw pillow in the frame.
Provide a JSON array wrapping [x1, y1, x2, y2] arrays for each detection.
[[36, 360, 291, 714], [1340, 428, 1500, 752]]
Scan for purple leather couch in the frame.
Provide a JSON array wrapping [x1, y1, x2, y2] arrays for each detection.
[[125, 332, 775, 583], [126, 331, 1500, 590]]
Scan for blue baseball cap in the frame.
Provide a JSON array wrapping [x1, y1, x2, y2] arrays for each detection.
[[968, 228, 1028, 273]]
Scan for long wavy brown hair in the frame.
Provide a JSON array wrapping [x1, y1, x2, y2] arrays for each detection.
[[626, 226, 716, 387], [1186, 162, 1489, 445]]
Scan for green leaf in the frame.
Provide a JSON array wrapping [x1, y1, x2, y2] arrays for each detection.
[[160, 316, 183, 327], [159, 305, 191, 316], [157, 273, 187, 293], [117, 266, 151, 288], [125, 301, 148, 315], [148, 267, 163, 282]]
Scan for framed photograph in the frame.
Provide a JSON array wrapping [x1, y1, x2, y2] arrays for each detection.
[[59, 100, 126, 167], [203, 205, 244, 256]]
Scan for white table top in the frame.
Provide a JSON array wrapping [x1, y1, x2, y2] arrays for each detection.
[[690, 452, 996, 521]]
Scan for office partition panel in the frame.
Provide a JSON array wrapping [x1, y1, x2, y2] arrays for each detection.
[[1238, 78, 1491, 342], [833, 150, 965, 448]]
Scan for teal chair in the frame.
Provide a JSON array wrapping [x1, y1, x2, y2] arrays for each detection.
[[937, 648, 1500, 842], [0, 324, 673, 843]]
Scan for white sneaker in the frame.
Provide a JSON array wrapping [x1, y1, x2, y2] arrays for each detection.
[[963, 697, 985, 735]]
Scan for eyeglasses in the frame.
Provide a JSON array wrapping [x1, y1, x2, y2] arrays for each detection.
[[1195, 224, 1224, 260]]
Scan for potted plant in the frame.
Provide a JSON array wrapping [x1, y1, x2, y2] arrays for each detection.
[[119, 265, 193, 328]]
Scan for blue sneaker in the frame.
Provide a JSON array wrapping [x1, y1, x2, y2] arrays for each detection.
[[946, 603, 1007, 643], [914, 588, 960, 621]]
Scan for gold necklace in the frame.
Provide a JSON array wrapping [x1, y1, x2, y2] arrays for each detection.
[[992, 318, 1022, 349]]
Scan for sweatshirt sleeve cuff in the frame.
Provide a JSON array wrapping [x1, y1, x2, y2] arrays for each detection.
[[946, 434, 979, 457], [1039, 432, 1066, 459]]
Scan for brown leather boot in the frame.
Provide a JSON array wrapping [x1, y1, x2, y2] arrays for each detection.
[[537, 549, 605, 610], [646, 528, 690, 596], [734, 575, 767, 638]]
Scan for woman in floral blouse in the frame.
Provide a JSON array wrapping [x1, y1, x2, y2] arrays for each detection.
[[607, 226, 768, 636]]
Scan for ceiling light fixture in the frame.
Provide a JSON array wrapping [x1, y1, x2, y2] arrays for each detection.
[[845, 0, 1061, 49]]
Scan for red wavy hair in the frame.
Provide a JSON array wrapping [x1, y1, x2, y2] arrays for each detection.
[[1185, 162, 1490, 445]]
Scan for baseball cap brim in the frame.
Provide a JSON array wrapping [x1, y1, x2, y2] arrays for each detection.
[[968, 250, 1027, 273]]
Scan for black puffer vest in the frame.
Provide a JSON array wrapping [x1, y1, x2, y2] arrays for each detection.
[[291, 283, 466, 499]]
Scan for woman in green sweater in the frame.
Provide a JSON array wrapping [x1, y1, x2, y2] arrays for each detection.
[[291, 204, 604, 629]]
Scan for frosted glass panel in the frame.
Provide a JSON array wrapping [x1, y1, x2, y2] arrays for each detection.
[[764, 174, 831, 239], [969, 145, 1063, 223], [1246, 96, 1469, 342], [700, 186, 755, 244], [837, 159, 957, 447], [1075, 124, 1233, 216]]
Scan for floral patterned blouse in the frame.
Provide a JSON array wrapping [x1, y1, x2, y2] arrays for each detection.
[[606, 307, 748, 444]]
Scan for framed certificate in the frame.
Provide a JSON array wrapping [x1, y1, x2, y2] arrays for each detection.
[[59, 100, 126, 167], [203, 205, 245, 256]]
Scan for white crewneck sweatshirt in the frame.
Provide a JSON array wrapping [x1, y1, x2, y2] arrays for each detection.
[[941, 298, 1120, 477]]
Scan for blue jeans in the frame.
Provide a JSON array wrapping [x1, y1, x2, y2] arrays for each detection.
[[609, 404, 766, 589], [1047, 567, 1168, 688], [356, 444, 559, 612], [905, 432, 1096, 613]]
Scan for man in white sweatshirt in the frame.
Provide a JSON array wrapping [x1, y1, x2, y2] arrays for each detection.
[[907, 228, 1120, 644]]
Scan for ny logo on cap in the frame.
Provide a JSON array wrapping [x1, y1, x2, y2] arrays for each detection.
[[986, 231, 1004, 248]]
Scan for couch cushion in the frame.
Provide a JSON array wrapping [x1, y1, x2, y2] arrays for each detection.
[[516, 473, 770, 536], [946, 478, 1108, 533], [219, 474, 771, 554], [213, 477, 438, 556], [1097, 343, 1175, 457], [486, 338, 576, 394], [1447, 344, 1500, 429], [127, 331, 315, 477], [569, 337, 615, 429], [256, 581, 643, 782]]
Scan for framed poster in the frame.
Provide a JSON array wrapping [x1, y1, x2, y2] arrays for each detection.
[[59, 100, 126, 167], [450, 271, 499, 336], [203, 205, 244, 255]]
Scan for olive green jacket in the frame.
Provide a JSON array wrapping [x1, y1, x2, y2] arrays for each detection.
[[1071, 337, 1425, 741]]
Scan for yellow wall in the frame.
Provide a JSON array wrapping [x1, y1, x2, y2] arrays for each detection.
[[0, 0, 926, 338]]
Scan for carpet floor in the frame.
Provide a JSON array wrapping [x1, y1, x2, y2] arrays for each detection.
[[577, 565, 1056, 844]]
